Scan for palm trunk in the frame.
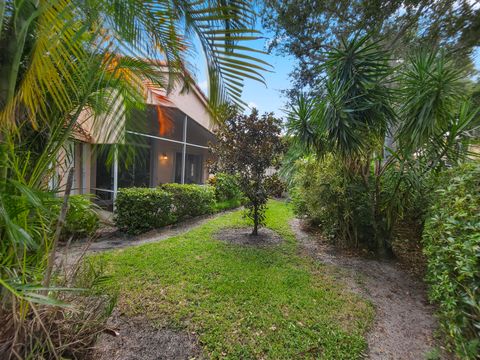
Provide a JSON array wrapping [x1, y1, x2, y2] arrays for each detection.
[[43, 168, 74, 291]]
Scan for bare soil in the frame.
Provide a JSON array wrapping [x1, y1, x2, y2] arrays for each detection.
[[214, 227, 283, 246], [93, 310, 203, 360], [290, 218, 448, 360]]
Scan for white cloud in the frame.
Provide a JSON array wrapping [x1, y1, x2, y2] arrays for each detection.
[[198, 80, 208, 94]]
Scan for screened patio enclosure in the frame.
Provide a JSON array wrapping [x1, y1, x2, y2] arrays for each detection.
[[90, 105, 215, 208]]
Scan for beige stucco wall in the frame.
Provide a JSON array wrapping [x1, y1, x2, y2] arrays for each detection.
[[56, 141, 92, 195], [147, 82, 214, 132], [81, 143, 92, 194]]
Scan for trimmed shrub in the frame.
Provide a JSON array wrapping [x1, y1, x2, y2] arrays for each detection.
[[57, 195, 99, 240], [423, 163, 480, 359], [114, 188, 174, 235], [264, 173, 286, 198], [161, 183, 215, 221], [208, 173, 243, 202]]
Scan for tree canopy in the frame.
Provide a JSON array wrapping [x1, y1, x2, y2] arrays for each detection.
[[262, 0, 480, 91], [209, 108, 284, 235]]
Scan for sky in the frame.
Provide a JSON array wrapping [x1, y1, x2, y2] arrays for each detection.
[[194, 21, 296, 120], [194, 21, 480, 121], [474, 47, 480, 74]]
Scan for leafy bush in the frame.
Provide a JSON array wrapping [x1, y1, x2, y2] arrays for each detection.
[[290, 156, 373, 246], [115, 185, 215, 234], [264, 173, 286, 198], [66, 195, 100, 238], [290, 158, 340, 233], [208, 173, 243, 202], [55, 195, 99, 240], [114, 188, 174, 235], [161, 183, 215, 221], [423, 163, 480, 359]]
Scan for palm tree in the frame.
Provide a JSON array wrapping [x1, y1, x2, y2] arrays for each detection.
[[0, 1, 267, 357]]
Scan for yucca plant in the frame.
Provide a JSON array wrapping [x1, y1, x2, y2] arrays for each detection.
[[284, 34, 479, 256], [0, 0, 267, 357], [397, 50, 479, 166], [285, 34, 396, 254]]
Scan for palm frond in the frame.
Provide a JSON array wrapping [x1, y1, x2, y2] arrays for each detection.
[[176, 0, 271, 115]]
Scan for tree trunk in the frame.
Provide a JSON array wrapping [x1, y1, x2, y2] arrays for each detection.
[[43, 168, 74, 291], [252, 203, 259, 236], [374, 160, 394, 258]]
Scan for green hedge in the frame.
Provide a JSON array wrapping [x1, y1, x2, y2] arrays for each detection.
[[114, 188, 174, 235], [114, 184, 215, 235], [161, 183, 215, 222], [423, 163, 480, 359]]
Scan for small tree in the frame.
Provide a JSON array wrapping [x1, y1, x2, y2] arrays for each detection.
[[210, 108, 283, 235]]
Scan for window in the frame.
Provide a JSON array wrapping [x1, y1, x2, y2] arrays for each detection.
[[95, 145, 113, 191], [93, 145, 114, 209], [174, 152, 203, 184]]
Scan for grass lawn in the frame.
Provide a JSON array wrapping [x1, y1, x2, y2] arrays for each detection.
[[90, 200, 373, 359]]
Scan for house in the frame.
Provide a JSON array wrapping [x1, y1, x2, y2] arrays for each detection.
[[57, 75, 216, 209]]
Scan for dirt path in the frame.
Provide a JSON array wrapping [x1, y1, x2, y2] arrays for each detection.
[[290, 218, 444, 360]]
